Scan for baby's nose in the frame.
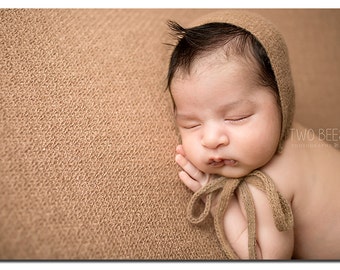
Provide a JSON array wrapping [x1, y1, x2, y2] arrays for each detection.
[[201, 124, 229, 149]]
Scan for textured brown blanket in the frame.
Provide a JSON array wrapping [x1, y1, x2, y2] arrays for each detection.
[[0, 9, 339, 259]]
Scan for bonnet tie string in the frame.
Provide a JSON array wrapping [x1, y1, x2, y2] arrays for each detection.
[[186, 170, 294, 259]]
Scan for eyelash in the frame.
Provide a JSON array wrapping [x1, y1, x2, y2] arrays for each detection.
[[182, 124, 201, 130], [181, 116, 250, 129], [225, 115, 250, 123]]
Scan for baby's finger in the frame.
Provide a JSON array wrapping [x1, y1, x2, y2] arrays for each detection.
[[175, 154, 205, 183], [178, 171, 202, 192], [175, 145, 185, 156]]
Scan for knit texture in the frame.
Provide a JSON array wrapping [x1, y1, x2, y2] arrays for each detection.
[[186, 171, 293, 259], [0, 9, 225, 259], [1, 9, 339, 259]]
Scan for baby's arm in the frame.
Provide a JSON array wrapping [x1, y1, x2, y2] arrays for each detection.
[[175, 145, 294, 259]]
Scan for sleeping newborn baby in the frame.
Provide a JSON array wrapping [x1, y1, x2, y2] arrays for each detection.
[[166, 10, 340, 259]]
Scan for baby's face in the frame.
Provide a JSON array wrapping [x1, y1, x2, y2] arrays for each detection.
[[171, 52, 281, 178]]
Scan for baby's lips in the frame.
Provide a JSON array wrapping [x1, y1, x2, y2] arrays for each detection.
[[208, 158, 224, 167], [223, 159, 237, 166], [208, 158, 237, 167]]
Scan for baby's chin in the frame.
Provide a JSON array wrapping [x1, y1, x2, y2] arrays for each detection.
[[205, 166, 255, 179]]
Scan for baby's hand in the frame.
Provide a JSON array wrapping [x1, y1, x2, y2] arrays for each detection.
[[175, 145, 211, 192]]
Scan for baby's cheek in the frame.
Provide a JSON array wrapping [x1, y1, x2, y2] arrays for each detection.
[[182, 144, 197, 161], [182, 143, 194, 160], [181, 136, 193, 152], [181, 135, 206, 168]]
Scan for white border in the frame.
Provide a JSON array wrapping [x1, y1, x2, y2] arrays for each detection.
[[0, 262, 339, 270], [1, 0, 340, 8]]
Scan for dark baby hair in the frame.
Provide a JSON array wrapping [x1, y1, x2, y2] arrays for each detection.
[[166, 21, 279, 104]]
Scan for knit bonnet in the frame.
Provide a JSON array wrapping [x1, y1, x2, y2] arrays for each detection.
[[188, 10, 295, 152]]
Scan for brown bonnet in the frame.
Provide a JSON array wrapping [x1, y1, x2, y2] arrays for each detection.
[[189, 10, 295, 152]]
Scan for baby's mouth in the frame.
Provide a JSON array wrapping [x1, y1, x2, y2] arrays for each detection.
[[208, 158, 237, 167]]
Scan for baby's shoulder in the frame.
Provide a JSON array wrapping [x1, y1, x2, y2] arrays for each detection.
[[260, 149, 301, 202], [260, 123, 312, 200], [261, 121, 340, 201]]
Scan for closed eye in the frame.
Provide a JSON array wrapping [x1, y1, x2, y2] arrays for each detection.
[[181, 123, 201, 129], [225, 115, 251, 123]]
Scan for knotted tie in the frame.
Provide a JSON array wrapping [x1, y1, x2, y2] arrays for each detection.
[[186, 170, 294, 259]]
